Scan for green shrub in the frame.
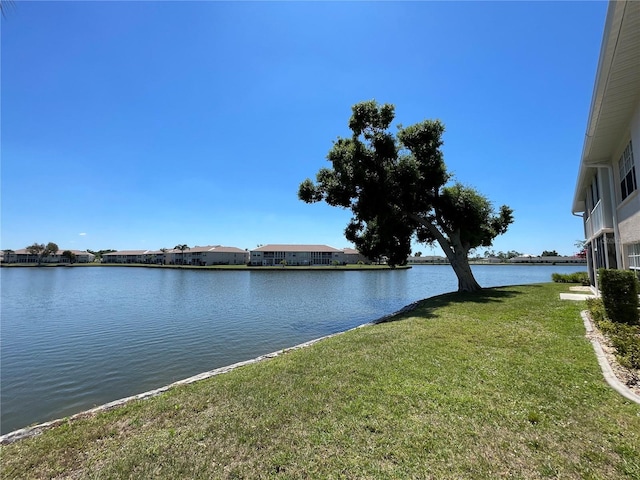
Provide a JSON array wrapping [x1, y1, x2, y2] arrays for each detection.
[[551, 271, 589, 285], [609, 323, 640, 369], [586, 297, 640, 370], [598, 268, 639, 325], [586, 297, 606, 325]]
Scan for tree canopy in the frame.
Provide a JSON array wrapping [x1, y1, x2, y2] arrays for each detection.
[[299, 100, 513, 292], [62, 250, 77, 264], [26, 242, 59, 265]]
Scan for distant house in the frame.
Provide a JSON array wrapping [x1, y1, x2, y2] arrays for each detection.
[[509, 256, 587, 264], [168, 246, 249, 266], [340, 248, 371, 265], [250, 244, 370, 266], [102, 250, 158, 264], [408, 255, 448, 264], [571, 1, 640, 287], [1, 249, 95, 264], [103, 246, 249, 266]]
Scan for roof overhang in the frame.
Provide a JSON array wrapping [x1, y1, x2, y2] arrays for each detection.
[[572, 1, 640, 214]]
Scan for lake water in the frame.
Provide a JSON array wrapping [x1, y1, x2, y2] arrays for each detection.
[[0, 264, 585, 434]]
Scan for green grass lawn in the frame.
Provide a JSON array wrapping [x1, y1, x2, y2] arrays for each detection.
[[2, 283, 639, 479]]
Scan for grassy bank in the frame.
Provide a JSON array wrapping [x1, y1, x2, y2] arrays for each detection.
[[2, 284, 639, 479]]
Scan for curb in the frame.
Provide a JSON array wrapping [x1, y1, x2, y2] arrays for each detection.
[[580, 310, 640, 405]]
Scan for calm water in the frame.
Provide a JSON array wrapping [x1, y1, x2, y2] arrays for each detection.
[[1, 264, 585, 434]]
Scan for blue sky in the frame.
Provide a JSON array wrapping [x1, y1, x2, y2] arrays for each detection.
[[2, 1, 607, 256]]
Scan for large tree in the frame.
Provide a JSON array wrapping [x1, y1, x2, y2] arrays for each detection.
[[298, 101, 513, 292], [61, 250, 77, 264], [26, 242, 59, 265]]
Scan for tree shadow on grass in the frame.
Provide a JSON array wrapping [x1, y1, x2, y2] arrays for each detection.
[[375, 285, 540, 324]]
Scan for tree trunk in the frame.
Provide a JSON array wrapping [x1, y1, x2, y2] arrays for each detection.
[[449, 247, 481, 292], [412, 215, 482, 293]]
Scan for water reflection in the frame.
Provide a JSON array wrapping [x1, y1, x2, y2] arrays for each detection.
[[1, 264, 585, 434]]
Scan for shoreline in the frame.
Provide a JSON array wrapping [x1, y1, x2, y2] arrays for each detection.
[[0, 301, 421, 445], [0, 263, 410, 271], [0, 262, 587, 269]]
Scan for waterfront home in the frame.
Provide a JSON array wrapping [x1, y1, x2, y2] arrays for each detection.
[[102, 250, 163, 264], [250, 244, 371, 266], [0, 249, 95, 264], [341, 248, 370, 265], [102, 246, 249, 266], [509, 256, 587, 265], [572, 0, 640, 287], [408, 255, 449, 264], [167, 245, 249, 266]]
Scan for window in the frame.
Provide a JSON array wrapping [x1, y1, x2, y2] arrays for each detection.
[[589, 177, 599, 211], [619, 141, 637, 201], [629, 243, 640, 270]]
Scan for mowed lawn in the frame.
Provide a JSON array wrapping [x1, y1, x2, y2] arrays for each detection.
[[2, 283, 639, 479]]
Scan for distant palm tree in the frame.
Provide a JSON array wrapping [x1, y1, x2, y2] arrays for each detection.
[[160, 248, 168, 265], [174, 244, 190, 266]]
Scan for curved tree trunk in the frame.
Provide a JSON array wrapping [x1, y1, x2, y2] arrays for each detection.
[[413, 216, 482, 293], [448, 246, 481, 292]]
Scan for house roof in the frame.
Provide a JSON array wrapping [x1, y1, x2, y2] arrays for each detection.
[[573, 1, 640, 213], [7, 249, 95, 256], [252, 244, 342, 253], [102, 246, 248, 255], [187, 245, 247, 254], [103, 250, 153, 256]]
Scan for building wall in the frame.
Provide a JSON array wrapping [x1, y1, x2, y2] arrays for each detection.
[[250, 248, 360, 266], [199, 251, 248, 265], [616, 100, 640, 252]]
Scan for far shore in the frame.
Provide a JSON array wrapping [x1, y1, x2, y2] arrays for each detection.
[[0, 263, 411, 271], [1, 260, 588, 270]]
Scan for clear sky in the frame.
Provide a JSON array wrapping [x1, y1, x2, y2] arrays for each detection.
[[1, 1, 607, 256]]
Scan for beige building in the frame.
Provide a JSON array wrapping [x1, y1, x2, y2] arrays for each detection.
[[572, 1, 640, 287], [250, 244, 370, 266], [102, 250, 160, 264], [1, 249, 95, 264], [167, 246, 249, 266], [102, 246, 249, 266]]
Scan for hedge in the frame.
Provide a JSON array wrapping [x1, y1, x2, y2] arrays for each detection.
[[598, 268, 639, 325]]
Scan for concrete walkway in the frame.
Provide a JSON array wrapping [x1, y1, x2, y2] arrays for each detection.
[[559, 285, 596, 301]]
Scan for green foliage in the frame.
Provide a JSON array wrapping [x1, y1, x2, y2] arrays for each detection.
[[598, 268, 640, 325], [26, 243, 45, 257], [26, 242, 59, 264], [587, 297, 640, 370], [608, 323, 640, 369], [542, 250, 559, 257], [585, 297, 606, 325], [87, 249, 116, 259], [299, 100, 514, 291], [551, 271, 589, 285], [61, 250, 77, 264]]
